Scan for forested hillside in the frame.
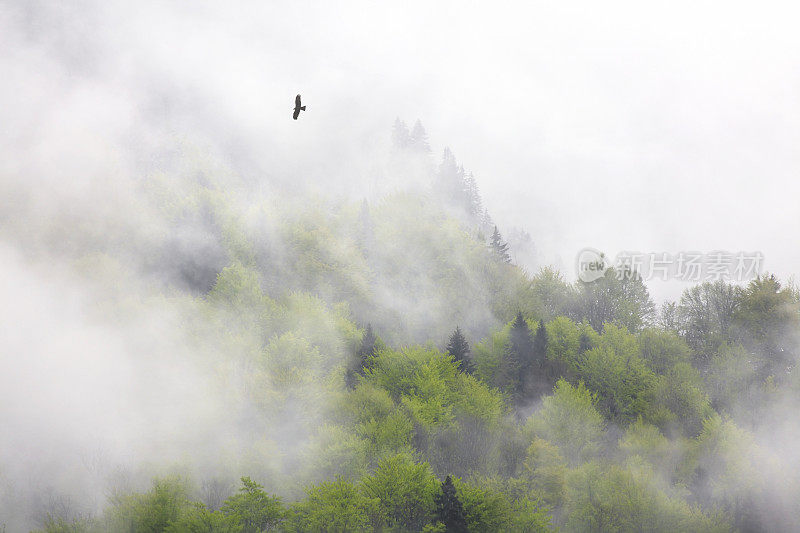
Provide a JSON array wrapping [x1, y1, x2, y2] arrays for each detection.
[[4, 120, 799, 533]]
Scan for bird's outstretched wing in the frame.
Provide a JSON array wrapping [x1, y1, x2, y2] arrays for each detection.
[[295, 94, 301, 107], [293, 107, 300, 120]]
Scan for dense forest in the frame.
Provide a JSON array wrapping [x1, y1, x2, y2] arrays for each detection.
[[3, 119, 799, 533]]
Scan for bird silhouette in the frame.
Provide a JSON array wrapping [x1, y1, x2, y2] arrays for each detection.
[[293, 94, 306, 120]]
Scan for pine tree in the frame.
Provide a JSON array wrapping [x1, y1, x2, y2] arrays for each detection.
[[435, 476, 468, 532], [347, 323, 379, 388], [358, 323, 377, 370], [463, 171, 483, 219], [456, 164, 471, 215], [579, 331, 592, 354], [410, 119, 431, 153], [436, 147, 461, 201], [391, 118, 411, 150], [457, 165, 466, 183], [446, 327, 473, 373], [500, 312, 535, 402], [344, 366, 358, 389], [533, 319, 548, 368], [490, 226, 511, 263], [480, 208, 494, 236], [531, 319, 550, 396], [510, 312, 535, 379]]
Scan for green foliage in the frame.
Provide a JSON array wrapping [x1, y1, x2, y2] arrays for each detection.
[[638, 328, 692, 375], [106, 477, 191, 533], [471, 327, 510, 386], [445, 477, 551, 533], [367, 191, 517, 343], [360, 454, 439, 531], [303, 424, 371, 482], [574, 267, 655, 333], [72, 246, 785, 532], [565, 461, 729, 533], [338, 383, 416, 456], [734, 274, 800, 377], [276, 201, 371, 305], [219, 477, 284, 532], [530, 266, 576, 321], [527, 380, 605, 465], [544, 316, 581, 365], [452, 372, 507, 424], [687, 415, 761, 527], [522, 438, 567, 506], [505, 497, 552, 532], [277, 292, 363, 363], [706, 343, 760, 416], [38, 516, 95, 533], [286, 479, 381, 533], [449, 478, 506, 532], [165, 503, 242, 533], [23, 119, 798, 533], [577, 324, 659, 424], [261, 332, 326, 389], [544, 317, 598, 381], [618, 418, 673, 468], [654, 362, 714, 436], [208, 262, 269, 314], [678, 280, 740, 363], [364, 346, 505, 430]]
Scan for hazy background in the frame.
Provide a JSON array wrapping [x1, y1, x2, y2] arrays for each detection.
[[4, 0, 799, 302], [3, 0, 800, 529]]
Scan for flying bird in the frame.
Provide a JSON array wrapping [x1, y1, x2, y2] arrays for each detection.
[[293, 94, 306, 120]]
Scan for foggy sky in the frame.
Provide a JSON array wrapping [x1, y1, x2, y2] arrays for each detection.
[[4, 1, 799, 302]]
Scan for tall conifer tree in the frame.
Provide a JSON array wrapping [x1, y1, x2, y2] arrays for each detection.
[[490, 226, 511, 263], [435, 476, 468, 532], [446, 327, 473, 373]]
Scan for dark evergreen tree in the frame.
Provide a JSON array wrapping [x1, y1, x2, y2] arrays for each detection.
[[490, 226, 511, 263], [531, 319, 551, 396], [434, 476, 468, 533], [501, 312, 534, 402], [533, 319, 548, 369], [496, 343, 521, 398], [346, 323, 378, 388], [446, 327, 473, 373], [579, 331, 592, 354], [358, 323, 377, 370], [344, 366, 358, 389]]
